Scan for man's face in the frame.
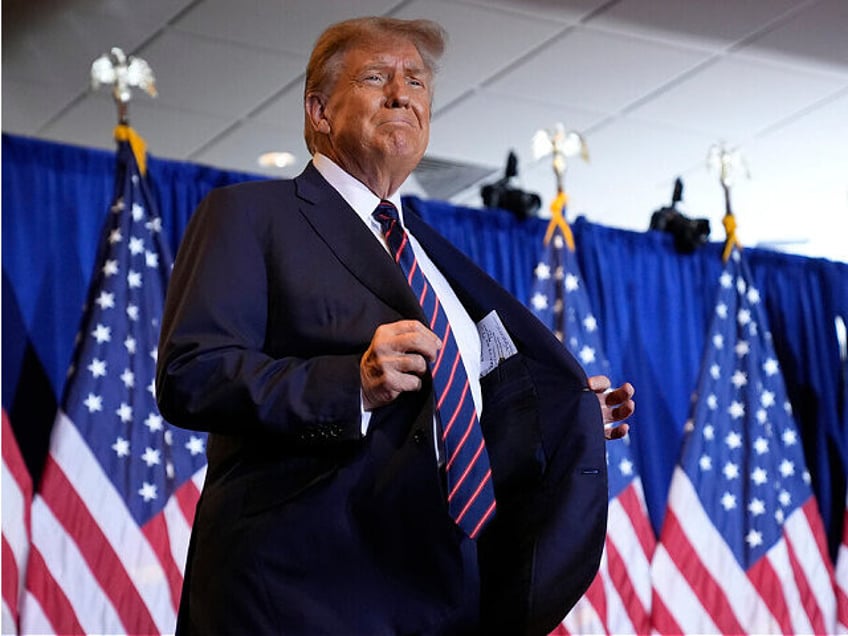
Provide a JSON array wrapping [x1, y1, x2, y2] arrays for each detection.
[[313, 37, 432, 181]]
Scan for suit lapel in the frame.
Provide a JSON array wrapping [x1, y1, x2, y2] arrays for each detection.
[[293, 164, 424, 320]]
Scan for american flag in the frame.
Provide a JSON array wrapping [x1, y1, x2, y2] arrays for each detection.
[[651, 248, 837, 634], [18, 127, 207, 635], [528, 222, 655, 635], [2, 410, 32, 635]]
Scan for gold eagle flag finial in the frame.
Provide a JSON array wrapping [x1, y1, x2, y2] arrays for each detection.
[[532, 123, 590, 250], [90, 47, 157, 175]]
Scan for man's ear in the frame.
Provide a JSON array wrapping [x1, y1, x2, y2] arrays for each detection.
[[305, 93, 331, 135]]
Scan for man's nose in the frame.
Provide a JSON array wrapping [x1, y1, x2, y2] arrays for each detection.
[[385, 78, 410, 107]]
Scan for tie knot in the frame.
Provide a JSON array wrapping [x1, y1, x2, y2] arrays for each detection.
[[372, 200, 400, 234]]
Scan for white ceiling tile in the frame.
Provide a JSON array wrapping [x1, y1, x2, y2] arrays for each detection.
[[456, 0, 609, 22], [2, 77, 77, 136], [38, 92, 233, 160], [428, 90, 604, 169], [137, 29, 303, 118], [395, 0, 566, 109], [190, 119, 306, 176], [175, 0, 398, 56], [486, 26, 709, 114], [3, 8, 162, 93], [628, 56, 847, 139], [587, 0, 802, 51], [249, 85, 305, 129], [738, 0, 848, 76]]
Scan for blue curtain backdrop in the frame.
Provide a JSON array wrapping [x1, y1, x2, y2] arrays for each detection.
[[4, 132, 847, 558]]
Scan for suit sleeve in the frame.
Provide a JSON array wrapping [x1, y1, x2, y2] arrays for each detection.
[[155, 186, 363, 442]]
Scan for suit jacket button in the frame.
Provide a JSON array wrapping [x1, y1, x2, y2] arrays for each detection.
[[412, 428, 426, 445]]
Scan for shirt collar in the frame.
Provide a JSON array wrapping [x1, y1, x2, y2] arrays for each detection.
[[313, 153, 404, 227]]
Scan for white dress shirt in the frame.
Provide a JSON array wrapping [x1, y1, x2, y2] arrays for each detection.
[[312, 153, 484, 444]]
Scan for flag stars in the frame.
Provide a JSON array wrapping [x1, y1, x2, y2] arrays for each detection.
[[131, 202, 145, 221], [88, 358, 107, 378], [737, 308, 751, 326], [534, 262, 551, 280], [725, 431, 742, 449], [83, 393, 103, 413], [129, 237, 145, 255], [166, 462, 175, 479], [583, 314, 597, 332], [720, 272, 733, 288], [761, 391, 775, 408], [91, 323, 112, 344], [699, 455, 712, 471], [127, 270, 142, 288], [124, 336, 137, 354], [748, 498, 766, 516], [707, 394, 718, 410], [782, 429, 798, 446], [723, 462, 739, 480], [710, 364, 721, 380], [531, 292, 548, 311], [141, 447, 161, 467], [145, 251, 159, 268], [120, 368, 135, 388], [138, 482, 158, 502], [747, 287, 761, 304], [95, 291, 115, 310], [145, 217, 162, 233], [112, 437, 130, 457], [127, 304, 139, 321], [564, 273, 579, 292], [734, 340, 750, 357], [730, 370, 747, 388], [751, 467, 768, 486], [109, 229, 123, 244], [778, 459, 795, 478], [716, 303, 728, 319], [116, 402, 133, 423], [618, 457, 633, 477], [720, 492, 736, 510], [745, 529, 763, 548], [144, 413, 164, 433], [728, 401, 745, 419], [185, 436, 205, 455], [756, 409, 768, 424], [778, 490, 791, 507], [164, 430, 173, 446], [713, 334, 724, 349], [753, 437, 769, 455], [103, 259, 119, 277], [703, 424, 715, 440], [578, 345, 596, 365], [763, 358, 779, 376]]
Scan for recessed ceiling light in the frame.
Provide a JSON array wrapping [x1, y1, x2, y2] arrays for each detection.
[[258, 151, 296, 168]]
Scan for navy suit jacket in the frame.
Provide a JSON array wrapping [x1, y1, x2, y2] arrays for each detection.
[[156, 163, 608, 635]]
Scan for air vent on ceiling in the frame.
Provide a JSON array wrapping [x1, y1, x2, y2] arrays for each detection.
[[412, 155, 498, 200]]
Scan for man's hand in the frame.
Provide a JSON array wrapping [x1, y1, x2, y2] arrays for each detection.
[[360, 320, 441, 410], [588, 375, 635, 440]]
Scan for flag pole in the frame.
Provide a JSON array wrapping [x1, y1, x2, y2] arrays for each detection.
[[90, 47, 157, 175], [532, 123, 589, 250], [707, 143, 749, 262]]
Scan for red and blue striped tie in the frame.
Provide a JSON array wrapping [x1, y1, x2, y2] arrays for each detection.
[[373, 200, 496, 539]]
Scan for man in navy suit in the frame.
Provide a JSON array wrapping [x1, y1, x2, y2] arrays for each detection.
[[157, 16, 633, 636]]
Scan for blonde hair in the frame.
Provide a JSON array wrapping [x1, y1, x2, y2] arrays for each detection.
[[303, 17, 446, 153]]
